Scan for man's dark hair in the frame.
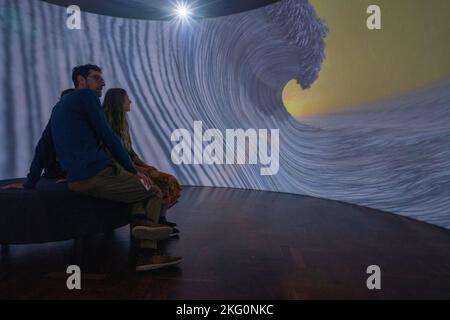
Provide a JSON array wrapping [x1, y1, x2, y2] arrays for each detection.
[[60, 88, 76, 98], [71, 64, 102, 87]]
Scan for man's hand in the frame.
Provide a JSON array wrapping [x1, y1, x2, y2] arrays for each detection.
[[1, 183, 25, 190], [137, 172, 154, 191]]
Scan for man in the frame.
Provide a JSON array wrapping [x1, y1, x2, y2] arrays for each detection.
[[3, 64, 182, 271]]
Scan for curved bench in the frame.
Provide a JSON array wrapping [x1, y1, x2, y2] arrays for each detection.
[[0, 178, 131, 245]]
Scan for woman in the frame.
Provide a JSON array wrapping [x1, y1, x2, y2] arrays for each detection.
[[1, 88, 74, 190], [102, 88, 181, 228]]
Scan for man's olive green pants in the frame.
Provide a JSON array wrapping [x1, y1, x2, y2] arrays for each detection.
[[68, 162, 163, 249]]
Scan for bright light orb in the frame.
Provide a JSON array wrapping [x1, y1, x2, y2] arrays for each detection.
[[175, 4, 191, 18]]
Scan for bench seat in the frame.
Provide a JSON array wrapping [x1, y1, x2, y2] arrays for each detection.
[[0, 178, 131, 245]]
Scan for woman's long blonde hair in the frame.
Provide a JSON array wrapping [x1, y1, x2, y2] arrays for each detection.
[[102, 88, 132, 151]]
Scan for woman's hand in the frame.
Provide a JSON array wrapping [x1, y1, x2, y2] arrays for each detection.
[[1, 183, 25, 190]]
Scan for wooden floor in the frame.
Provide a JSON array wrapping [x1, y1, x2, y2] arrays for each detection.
[[1, 186, 450, 300]]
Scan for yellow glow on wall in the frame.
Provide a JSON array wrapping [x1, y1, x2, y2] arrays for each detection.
[[283, 0, 450, 118]]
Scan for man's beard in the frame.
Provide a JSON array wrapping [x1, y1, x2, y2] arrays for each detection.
[[96, 87, 103, 97]]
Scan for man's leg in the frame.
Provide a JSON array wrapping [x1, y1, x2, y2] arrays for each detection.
[[68, 163, 183, 271], [68, 163, 170, 242]]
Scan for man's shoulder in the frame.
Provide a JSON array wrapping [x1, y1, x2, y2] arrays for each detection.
[[71, 88, 98, 99], [60, 89, 97, 100], [59, 89, 99, 108], [77, 88, 97, 95]]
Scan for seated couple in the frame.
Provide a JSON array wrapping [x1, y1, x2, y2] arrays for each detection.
[[2, 64, 182, 271]]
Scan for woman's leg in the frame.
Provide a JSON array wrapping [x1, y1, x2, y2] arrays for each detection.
[[160, 203, 168, 217], [159, 203, 179, 229]]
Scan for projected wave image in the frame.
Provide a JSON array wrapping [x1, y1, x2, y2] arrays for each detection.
[[0, 0, 449, 228]]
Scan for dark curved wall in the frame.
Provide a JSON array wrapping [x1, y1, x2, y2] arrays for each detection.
[[41, 0, 283, 20]]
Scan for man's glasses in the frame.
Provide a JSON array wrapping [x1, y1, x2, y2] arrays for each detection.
[[87, 75, 105, 83]]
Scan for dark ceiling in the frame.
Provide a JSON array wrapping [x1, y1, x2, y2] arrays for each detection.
[[41, 0, 282, 20]]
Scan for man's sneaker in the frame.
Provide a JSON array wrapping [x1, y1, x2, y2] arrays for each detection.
[[135, 255, 183, 271], [170, 227, 180, 237], [131, 220, 173, 241], [159, 216, 178, 227]]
